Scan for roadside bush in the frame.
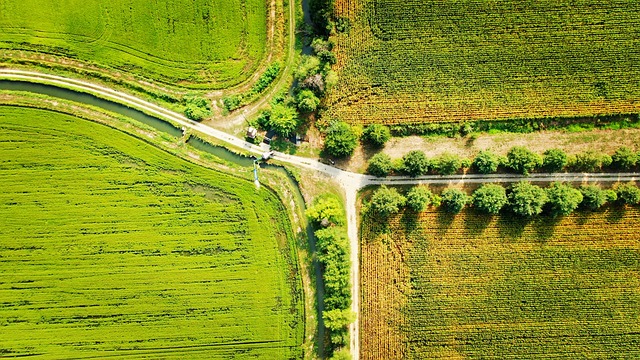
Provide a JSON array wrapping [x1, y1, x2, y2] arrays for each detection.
[[441, 188, 468, 214], [222, 94, 242, 112], [545, 182, 583, 216], [508, 181, 548, 217], [324, 122, 358, 158], [569, 151, 612, 172], [362, 124, 391, 148], [250, 62, 281, 95], [605, 189, 618, 202], [543, 148, 568, 172], [370, 185, 406, 217], [506, 146, 542, 175], [184, 96, 211, 121], [611, 146, 638, 170], [434, 153, 462, 175], [472, 184, 507, 215], [367, 153, 393, 177], [616, 183, 640, 205], [305, 196, 345, 226], [406, 186, 433, 212], [402, 150, 430, 177], [472, 150, 500, 174], [579, 185, 608, 211]]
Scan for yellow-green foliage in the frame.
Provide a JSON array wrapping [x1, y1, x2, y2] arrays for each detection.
[[328, 0, 640, 124], [0, 0, 268, 88], [0, 106, 303, 358], [360, 205, 640, 359]]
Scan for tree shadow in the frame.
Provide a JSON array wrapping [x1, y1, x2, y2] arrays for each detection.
[[497, 212, 531, 242], [605, 204, 626, 224], [531, 215, 561, 242], [463, 209, 493, 237]]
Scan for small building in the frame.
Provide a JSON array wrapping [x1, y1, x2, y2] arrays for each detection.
[[246, 126, 258, 139]]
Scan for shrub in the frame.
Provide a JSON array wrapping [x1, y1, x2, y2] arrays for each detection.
[[616, 183, 640, 205], [472, 150, 500, 174], [570, 151, 611, 172], [543, 148, 568, 172], [545, 182, 583, 216], [604, 189, 618, 202], [370, 186, 406, 216], [402, 150, 430, 177], [406, 186, 433, 212], [362, 124, 391, 148], [269, 103, 299, 137], [184, 96, 211, 120], [472, 184, 507, 215], [506, 146, 542, 175], [434, 153, 462, 175], [324, 122, 358, 158], [367, 153, 393, 177], [250, 62, 280, 95], [222, 94, 242, 112], [508, 181, 548, 217], [441, 188, 468, 214], [611, 146, 638, 170]]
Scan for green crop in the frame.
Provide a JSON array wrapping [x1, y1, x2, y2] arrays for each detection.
[[0, 106, 303, 358]]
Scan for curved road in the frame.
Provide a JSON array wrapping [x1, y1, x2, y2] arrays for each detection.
[[1, 69, 639, 360]]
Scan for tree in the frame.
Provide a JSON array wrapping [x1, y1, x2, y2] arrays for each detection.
[[402, 150, 430, 177], [434, 153, 462, 175], [473, 150, 500, 174], [570, 151, 611, 172], [472, 184, 507, 215], [269, 103, 299, 137], [330, 348, 351, 360], [362, 124, 391, 148], [543, 148, 568, 172], [406, 186, 433, 212], [579, 185, 608, 211], [184, 96, 211, 121], [506, 146, 542, 175], [508, 181, 548, 217], [611, 146, 638, 170], [369, 185, 406, 216], [367, 153, 393, 177], [616, 183, 640, 205], [441, 188, 468, 214], [305, 196, 344, 226], [323, 308, 354, 332], [545, 182, 583, 216], [324, 122, 358, 158], [296, 89, 320, 113], [604, 189, 618, 202]]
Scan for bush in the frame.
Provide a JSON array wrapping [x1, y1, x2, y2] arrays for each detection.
[[611, 146, 638, 170], [305, 196, 345, 226], [222, 95, 242, 112], [269, 103, 299, 137], [508, 181, 548, 217], [402, 150, 430, 177], [406, 186, 433, 212], [250, 62, 280, 95], [506, 146, 542, 175], [324, 122, 358, 158], [362, 124, 391, 147], [545, 182, 583, 216], [543, 148, 568, 172], [296, 89, 320, 113], [579, 185, 608, 211], [472, 150, 500, 174], [616, 183, 640, 205], [441, 188, 468, 214], [604, 189, 618, 202], [569, 151, 611, 172], [367, 153, 393, 177], [184, 96, 211, 121], [472, 184, 507, 215], [369, 185, 406, 217], [434, 153, 462, 175]]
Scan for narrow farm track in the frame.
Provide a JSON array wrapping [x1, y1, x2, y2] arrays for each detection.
[[1, 70, 639, 360]]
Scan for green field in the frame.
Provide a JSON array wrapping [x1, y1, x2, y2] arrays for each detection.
[[0, 106, 303, 358], [328, 0, 640, 124], [0, 0, 268, 88], [361, 201, 640, 359]]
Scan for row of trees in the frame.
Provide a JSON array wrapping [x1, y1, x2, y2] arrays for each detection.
[[368, 146, 640, 177], [368, 182, 640, 218], [305, 196, 353, 357]]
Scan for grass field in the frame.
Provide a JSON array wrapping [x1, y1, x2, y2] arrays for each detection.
[[0, 0, 269, 88], [361, 197, 640, 359], [327, 0, 640, 124], [0, 106, 303, 358]]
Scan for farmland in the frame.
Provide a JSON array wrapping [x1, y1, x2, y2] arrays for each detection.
[[0, 106, 303, 358], [327, 0, 640, 124], [361, 196, 640, 359], [0, 0, 270, 88]]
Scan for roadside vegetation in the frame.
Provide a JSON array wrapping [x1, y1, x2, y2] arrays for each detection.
[[0, 106, 304, 358]]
